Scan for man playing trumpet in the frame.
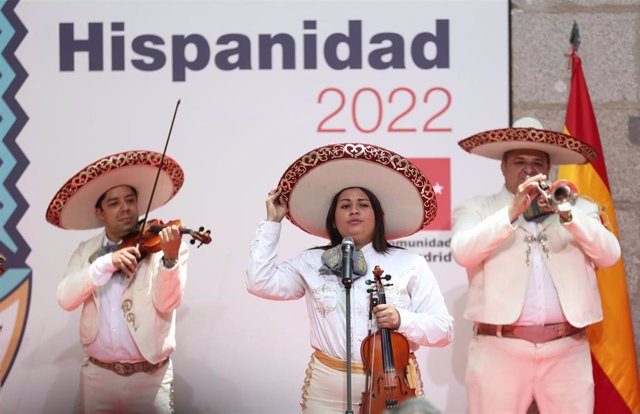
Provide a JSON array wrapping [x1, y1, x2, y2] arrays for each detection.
[[451, 117, 621, 414]]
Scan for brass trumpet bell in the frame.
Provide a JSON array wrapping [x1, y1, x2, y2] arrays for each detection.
[[537, 179, 578, 212]]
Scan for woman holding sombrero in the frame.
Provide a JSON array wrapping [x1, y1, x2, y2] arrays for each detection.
[[247, 143, 454, 412]]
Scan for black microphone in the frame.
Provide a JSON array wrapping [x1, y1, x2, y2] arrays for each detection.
[[341, 236, 354, 282]]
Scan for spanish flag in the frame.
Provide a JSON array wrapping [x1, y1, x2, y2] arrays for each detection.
[[558, 48, 640, 413]]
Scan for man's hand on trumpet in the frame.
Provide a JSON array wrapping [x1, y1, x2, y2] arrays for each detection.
[[509, 173, 548, 222], [517, 175, 578, 223]]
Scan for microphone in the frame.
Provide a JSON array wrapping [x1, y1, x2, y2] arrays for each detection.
[[341, 236, 354, 282]]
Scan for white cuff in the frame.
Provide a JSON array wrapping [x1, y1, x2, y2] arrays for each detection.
[[90, 253, 118, 286]]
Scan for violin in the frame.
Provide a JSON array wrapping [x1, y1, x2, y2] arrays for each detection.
[[118, 219, 212, 257], [360, 265, 416, 414]]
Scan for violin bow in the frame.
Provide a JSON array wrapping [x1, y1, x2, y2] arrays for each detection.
[[137, 99, 181, 237]]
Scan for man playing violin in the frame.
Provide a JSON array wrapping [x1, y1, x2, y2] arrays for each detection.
[[46, 150, 189, 414], [451, 118, 621, 414]]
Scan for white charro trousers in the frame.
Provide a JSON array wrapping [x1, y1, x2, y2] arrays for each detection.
[[465, 332, 593, 414], [79, 358, 174, 414], [302, 352, 425, 413], [301, 353, 367, 414]]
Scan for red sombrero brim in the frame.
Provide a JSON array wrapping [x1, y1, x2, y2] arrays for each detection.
[[277, 143, 437, 240], [46, 150, 184, 230], [458, 127, 597, 165]]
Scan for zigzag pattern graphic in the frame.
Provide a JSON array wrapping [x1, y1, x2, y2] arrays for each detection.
[[0, 0, 32, 386]]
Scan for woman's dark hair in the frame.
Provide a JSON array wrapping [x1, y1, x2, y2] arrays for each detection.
[[322, 187, 395, 254]]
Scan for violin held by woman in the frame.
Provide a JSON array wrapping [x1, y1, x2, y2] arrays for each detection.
[[360, 266, 417, 414]]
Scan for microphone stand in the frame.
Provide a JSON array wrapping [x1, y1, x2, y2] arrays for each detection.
[[341, 239, 354, 414]]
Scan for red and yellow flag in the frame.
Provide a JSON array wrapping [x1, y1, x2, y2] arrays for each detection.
[[559, 49, 640, 413]]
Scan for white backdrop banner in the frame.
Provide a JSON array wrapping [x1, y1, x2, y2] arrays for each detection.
[[1, 1, 509, 413]]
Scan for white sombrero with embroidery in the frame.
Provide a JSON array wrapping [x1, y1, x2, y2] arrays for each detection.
[[458, 117, 597, 165], [277, 143, 437, 240], [46, 150, 184, 230]]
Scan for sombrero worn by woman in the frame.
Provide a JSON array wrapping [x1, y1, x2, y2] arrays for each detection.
[[46, 150, 189, 414], [246, 143, 454, 413]]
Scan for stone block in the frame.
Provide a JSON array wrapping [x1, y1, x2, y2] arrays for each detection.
[[511, 12, 637, 104]]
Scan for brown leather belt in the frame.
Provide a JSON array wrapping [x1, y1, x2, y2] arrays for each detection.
[[88, 357, 169, 377], [476, 322, 585, 344]]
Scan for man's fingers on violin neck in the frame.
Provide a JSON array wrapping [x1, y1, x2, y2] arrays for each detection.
[[160, 226, 181, 239], [160, 232, 181, 245]]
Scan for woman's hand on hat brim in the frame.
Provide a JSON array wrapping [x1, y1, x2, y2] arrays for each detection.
[[266, 188, 287, 223]]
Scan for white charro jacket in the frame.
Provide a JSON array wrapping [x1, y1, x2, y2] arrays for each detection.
[[57, 232, 189, 364], [451, 186, 620, 327]]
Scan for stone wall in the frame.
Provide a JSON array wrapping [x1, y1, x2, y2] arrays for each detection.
[[510, 0, 640, 377]]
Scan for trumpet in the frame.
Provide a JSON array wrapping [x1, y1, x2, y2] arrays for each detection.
[[535, 179, 578, 212]]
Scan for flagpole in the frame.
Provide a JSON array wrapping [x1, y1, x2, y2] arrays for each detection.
[[559, 22, 640, 413]]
